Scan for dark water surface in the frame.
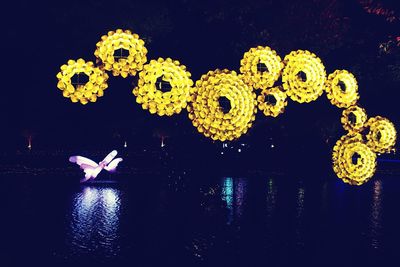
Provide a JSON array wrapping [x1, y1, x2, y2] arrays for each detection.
[[1, 172, 400, 266]]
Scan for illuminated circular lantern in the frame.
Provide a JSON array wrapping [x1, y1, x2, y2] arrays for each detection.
[[332, 133, 377, 185], [187, 69, 257, 141], [257, 86, 287, 117], [341, 105, 367, 132], [132, 58, 193, 116], [281, 50, 326, 103], [56, 58, 109, 105], [325, 70, 359, 108], [365, 116, 397, 153], [94, 29, 148, 78], [240, 46, 283, 89]]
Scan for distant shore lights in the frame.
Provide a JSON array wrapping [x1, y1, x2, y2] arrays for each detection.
[[27, 136, 32, 150], [57, 28, 397, 186]]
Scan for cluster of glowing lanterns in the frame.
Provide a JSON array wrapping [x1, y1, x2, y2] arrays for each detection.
[[57, 28, 397, 186]]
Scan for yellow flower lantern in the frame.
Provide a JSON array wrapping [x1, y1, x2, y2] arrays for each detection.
[[341, 105, 367, 133], [187, 69, 257, 141], [56, 58, 109, 105], [281, 50, 326, 103], [94, 29, 148, 78], [240, 46, 283, 90], [325, 70, 359, 108], [332, 133, 377, 185], [366, 116, 397, 153], [257, 86, 287, 117], [132, 58, 193, 116]]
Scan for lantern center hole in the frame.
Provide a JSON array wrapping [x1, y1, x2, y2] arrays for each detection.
[[348, 112, 357, 125], [338, 80, 347, 92], [219, 96, 232, 114], [376, 131, 382, 141], [71, 73, 89, 87], [352, 152, 361, 165], [257, 62, 269, 73], [156, 77, 172, 93], [297, 71, 307, 82], [113, 48, 130, 59], [266, 94, 277, 106]]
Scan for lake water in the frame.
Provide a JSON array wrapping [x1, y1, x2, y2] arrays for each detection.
[[1, 172, 400, 266]]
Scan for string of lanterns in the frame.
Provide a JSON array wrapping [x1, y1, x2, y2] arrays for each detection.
[[56, 29, 397, 186]]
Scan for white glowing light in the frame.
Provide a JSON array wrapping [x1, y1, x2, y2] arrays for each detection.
[[161, 137, 165, 148], [238, 149, 241, 153], [271, 144, 274, 148], [124, 141, 127, 148], [103, 188, 118, 208], [28, 137, 32, 150], [69, 150, 123, 183]]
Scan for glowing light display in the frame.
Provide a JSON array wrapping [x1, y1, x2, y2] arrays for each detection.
[[325, 70, 359, 108], [58, 28, 397, 185], [240, 46, 283, 90], [95, 29, 148, 78], [132, 58, 193, 116], [187, 69, 257, 141], [57, 59, 109, 104], [69, 150, 123, 183], [282, 50, 326, 103], [257, 86, 287, 117], [332, 133, 377, 185], [366, 116, 397, 153]]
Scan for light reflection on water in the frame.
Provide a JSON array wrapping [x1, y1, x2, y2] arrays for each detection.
[[296, 185, 305, 247], [68, 186, 121, 257], [221, 177, 247, 224], [265, 178, 277, 248], [266, 178, 277, 218], [370, 180, 383, 249], [2, 173, 396, 265]]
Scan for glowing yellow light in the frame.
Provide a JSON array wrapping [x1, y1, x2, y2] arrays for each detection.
[[282, 50, 326, 103], [325, 70, 359, 108], [257, 86, 287, 117], [341, 105, 367, 133], [366, 116, 397, 153], [94, 29, 148, 78], [57, 30, 397, 186], [240, 46, 283, 90], [56, 58, 109, 104], [187, 69, 257, 141], [332, 133, 377, 185], [132, 58, 193, 116]]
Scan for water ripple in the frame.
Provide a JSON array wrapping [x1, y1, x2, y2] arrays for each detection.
[[68, 186, 121, 257]]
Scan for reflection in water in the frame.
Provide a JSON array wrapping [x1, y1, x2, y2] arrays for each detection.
[[296, 185, 305, 247], [68, 187, 121, 257], [370, 180, 383, 249], [297, 187, 305, 219], [266, 178, 277, 217], [222, 177, 234, 225], [235, 178, 246, 218], [265, 178, 277, 248], [221, 177, 247, 224]]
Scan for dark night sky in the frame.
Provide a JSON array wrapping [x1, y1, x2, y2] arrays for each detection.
[[2, 0, 400, 151]]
